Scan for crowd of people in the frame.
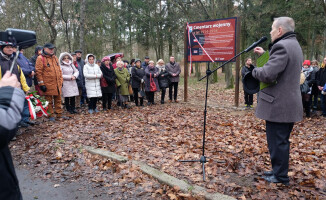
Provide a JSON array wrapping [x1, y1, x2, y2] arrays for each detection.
[[0, 41, 182, 124], [241, 56, 326, 118]]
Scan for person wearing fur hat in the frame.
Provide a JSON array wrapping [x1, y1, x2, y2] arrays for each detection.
[[301, 60, 313, 117], [156, 59, 169, 104], [131, 58, 145, 106], [115, 60, 130, 108], [84, 54, 102, 114], [59, 52, 79, 114], [100, 56, 116, 110]]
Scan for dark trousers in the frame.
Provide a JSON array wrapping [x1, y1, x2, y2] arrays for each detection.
[[161, 88, 166, 102], [102, 93, 113, 109], [21, 99, 30, 123], [302, 93, 311, 117], [146, 91, 155, 103], [266, 121, 294, 182], [81, 87, 88, 104], [244, 92, 253, 105], [65, 97, 76, 112], [309, 93, 318, 109], [88, 97, 97, 110], [169, 82, 178, 100], [133, 88, 144, 106], [321, 94, 326, 116]]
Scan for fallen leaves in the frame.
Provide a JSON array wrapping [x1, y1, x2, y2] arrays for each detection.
[[10, 78, 326, 199]]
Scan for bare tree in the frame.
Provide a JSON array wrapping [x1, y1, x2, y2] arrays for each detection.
[[60, 0, 71, 52], [79, 0, 86, 52], [36, 0, 57, 44]]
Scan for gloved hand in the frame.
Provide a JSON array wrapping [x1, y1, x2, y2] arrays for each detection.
[[40, 85, 47, 92], [141, 79, 144, 83]]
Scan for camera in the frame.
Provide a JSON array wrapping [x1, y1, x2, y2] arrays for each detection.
[[0, 28, 36, 49]]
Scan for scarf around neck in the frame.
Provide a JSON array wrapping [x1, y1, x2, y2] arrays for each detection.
[[0, 50, 12, 61]]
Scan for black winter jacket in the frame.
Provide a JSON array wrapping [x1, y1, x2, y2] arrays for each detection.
[[0, 87, 25, 200], [100, 63, 116, 93], [316, 67, 326, 88], [131, 66, 145, 89], [157, 67, 170, 88]]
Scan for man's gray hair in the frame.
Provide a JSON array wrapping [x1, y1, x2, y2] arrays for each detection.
[[274, 17, 295, 32]]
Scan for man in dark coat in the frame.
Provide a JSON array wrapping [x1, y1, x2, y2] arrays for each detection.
[[241, 58, 255, 108], [16, 48, 36, 127], [0, 71, 25, 200], [75, 49, 87, 106], [142, 56, 150, 70], [252, 17, 303, 185], [131, 59, 145, 106], [29, 45, 43, 88], [316, 57, 326, 117], [166, 56, 181, 103]]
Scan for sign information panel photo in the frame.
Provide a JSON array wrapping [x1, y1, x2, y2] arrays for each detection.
[[187, 17, 237, 62]]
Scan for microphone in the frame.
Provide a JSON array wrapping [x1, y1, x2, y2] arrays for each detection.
[[244, 36, 268, 52]]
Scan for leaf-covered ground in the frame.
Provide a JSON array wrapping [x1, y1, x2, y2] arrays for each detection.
[[11, 76, 326, 199]]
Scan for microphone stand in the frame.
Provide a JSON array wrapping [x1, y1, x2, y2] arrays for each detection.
[[179, 47, 254, 181]]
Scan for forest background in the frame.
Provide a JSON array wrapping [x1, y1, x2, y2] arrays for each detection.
[[1, 0, 326, 80]]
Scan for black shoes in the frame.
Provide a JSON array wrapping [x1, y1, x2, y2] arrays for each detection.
[[262, 175, 289, 186], [263, 171, 273, 176]]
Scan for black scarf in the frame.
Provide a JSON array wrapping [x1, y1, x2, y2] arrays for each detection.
[[268, 31, 296, 51]]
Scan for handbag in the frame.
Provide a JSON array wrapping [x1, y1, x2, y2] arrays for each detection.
[[139, 83, 145, 97], [150, 73, 157, 92], [128, 84, 133, 95], [300, 80, 310, 94]]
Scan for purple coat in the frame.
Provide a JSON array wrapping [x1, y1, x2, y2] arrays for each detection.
[[144, 66, 160, 92]]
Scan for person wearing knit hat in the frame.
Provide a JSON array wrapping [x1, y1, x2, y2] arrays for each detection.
[[0, 40, 30, 127], [316, 56, 326, 117], [301, 60, 313, 117], [100, 56, 116, 110]]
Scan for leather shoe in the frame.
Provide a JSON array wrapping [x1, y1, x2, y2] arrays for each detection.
[[26, 121, 37, 125], [263, 171, 273, 176], [262, 175, 289, 186]]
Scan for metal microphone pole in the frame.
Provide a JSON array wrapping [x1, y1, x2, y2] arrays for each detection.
[[179, 45, 260, 181]]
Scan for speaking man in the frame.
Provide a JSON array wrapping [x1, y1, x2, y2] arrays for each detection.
[[252, 17, 303, 185]]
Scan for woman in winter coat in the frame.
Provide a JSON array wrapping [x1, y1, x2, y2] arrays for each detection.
[[114, 60, 130, 108], [131, 59, 145, 106], [83, 54, 102, 114], [144, 60, 159, 105], [316, 56, 326, 117], [156, 59, 169, 104], [59, 52, 79, 114], [301, 60, 313, 117], [241, 58, 255, 108], [100, 56, 116, 110], [310, 60, 319, 111]]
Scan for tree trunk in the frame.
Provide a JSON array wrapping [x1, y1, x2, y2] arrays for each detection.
[[36, 0, 57, 44], [225, 64, 234, 89], [60, 0, 71, 52], [195, 62, 201, 80], [79, 0, 86, 52]]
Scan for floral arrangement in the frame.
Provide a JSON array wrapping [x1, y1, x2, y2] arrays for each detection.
[[26, 91, 49, 119]]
